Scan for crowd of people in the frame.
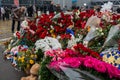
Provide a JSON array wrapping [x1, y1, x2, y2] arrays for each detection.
[[0, 6, 10, 20], [0, 1, 63, 33], [0, 1, 62, 20], [0, 1, 120, 34]]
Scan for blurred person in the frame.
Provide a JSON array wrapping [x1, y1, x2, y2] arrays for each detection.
[[49, 1, 56, 13], [1, 7, 5, 21], [11, 6, 26, 33], [33, 5, 37, 18], [95, 8, 102, 18], [43, 4, 47, 14], [27, 5, 33, 17], [117, 6, 120, 13], [0, 7, 1, 20], [56, 4, 61, 13], [63, 5, 67, 12], [5, 7, 10, 20]]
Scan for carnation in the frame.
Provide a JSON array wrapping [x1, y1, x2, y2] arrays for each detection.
[[84, 57, 95, 68], [94, 61, 106, 73]]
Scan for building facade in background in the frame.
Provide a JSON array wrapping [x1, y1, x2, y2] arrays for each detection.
[[0, 0, 1, 7], [53, 0, 72, 9], [1, 0, 120, 10]]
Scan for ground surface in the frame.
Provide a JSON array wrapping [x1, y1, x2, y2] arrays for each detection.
[[0, 20, 26, 80]]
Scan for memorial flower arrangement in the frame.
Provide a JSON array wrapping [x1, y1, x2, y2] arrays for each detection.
[[35, 37, 62, 52], [3, 2, 120, 80], [47, 49, 120, 80], [4, 44, 38, 72], [100, 48, 120, 69]]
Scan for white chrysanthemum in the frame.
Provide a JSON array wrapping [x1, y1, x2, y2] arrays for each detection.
[[35, 37, 62, 52]]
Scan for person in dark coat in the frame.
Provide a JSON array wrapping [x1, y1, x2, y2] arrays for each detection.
[[27, 5, 33, 17], [43, 4, 47, 14], [5, 7, 10, 20], [11, 6, 26, 33], [117, 7, 120, 13], [56, 4, 61, 13], [49, 1, 55, 13]]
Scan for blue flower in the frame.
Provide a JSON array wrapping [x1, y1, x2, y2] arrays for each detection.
[[66, 28, 74, 36], [100, 53, 104, 57], [114, 63, 117, 67], [118, 65, 120, 69], [111, 53, 115, 56], [114, 56, 119, 60], [107, 54, 111, 58], [117, 51, 120, 54]]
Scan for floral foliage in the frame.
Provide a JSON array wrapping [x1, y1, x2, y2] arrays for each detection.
[[47, 49, 120, 79], [3, 8, 120, 80], [4, 45, 37, 70], [73, 43, 101, 59]]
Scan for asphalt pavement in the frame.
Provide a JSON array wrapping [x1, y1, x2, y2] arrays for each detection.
[[0, 45, 26, 80], [0, 20, 26, 80]]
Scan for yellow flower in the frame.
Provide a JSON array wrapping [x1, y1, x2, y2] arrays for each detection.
[[50, 30, 54, 33], [115, 58, 120, 64], [18, 57, 21, 61], [21, 56, 25, 59], [17, 58, 20, 61], [87, 26, 91, 32], [26, 64, 30, 69], [30, 55, 34, 58], [34, 55, 37, 58], [103, 55, 108, 62], [107, 56, 115, 64], [21, 59, 25, 63], [29, 59, 34, 64], [51, 34, 56, 38]]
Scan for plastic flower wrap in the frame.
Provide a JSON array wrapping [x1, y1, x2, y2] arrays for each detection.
[[102, 24, 120, 48], [83, 26, 103, 47], [35, 37, 62, 52], [100, 48, 120, 69], [83, 15, 101, 47], [85, 16, 101, 28]]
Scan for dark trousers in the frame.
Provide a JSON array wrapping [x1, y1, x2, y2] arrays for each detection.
[[12, 20, 20, 33], [2, 14, 5, 21]]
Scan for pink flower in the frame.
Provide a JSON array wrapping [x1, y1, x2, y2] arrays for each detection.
[[94, 61, 106, 73], [84, 57, 95, 68], [49, 61, 61, 71], [78, 57, 85, 64], [64, 49, 78, 57], [44, 49, 54, 57], [105, 63, 120, 79], [63, 57, 81, 68]]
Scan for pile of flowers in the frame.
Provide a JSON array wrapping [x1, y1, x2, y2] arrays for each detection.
[[35, 37, 62, 52], [45, 48, 120, 79], [3, 2, 120, 80], [4, 45, 37, 71]]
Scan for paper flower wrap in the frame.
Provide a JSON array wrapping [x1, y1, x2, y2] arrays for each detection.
[[100, 48, 120, 69]]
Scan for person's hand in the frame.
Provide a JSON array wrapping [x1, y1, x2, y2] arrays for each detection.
[[14, 13, 18, 18]]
